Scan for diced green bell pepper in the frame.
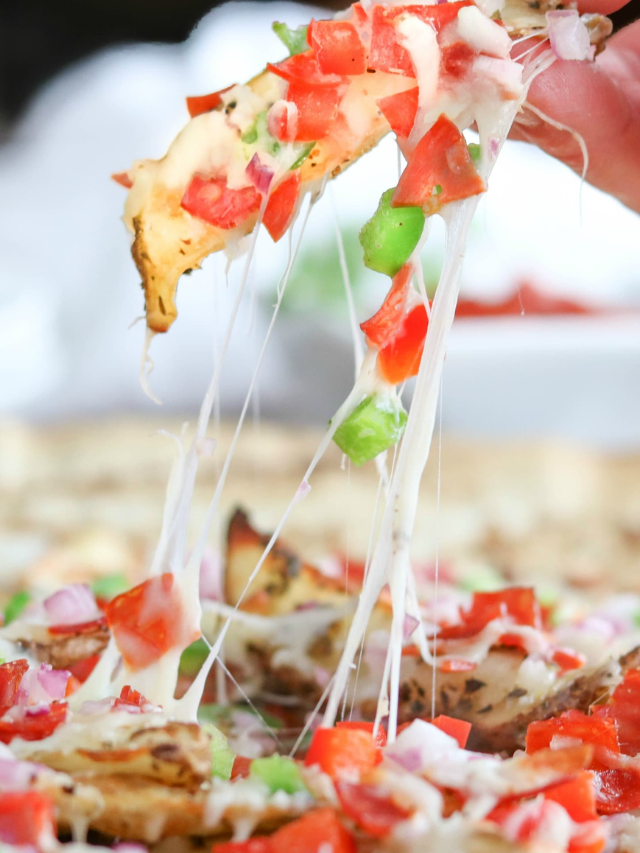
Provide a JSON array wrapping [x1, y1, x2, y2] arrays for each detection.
[[241, 111, 280, 156], [467, 143, 481, 164], [91, 573, 129, 601], [359, 188, 425, 278], [289, 142, 315, 170], [333, 395, 408, 467], [4, 591, 30, 625], [180, 638, 209, 676], [250, 754, 307, 794], [272, 22, 309, 57], [202, 723, 235, 780]]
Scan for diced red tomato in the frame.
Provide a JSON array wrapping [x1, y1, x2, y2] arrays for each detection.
[[351, 3, 369, 24], [0, 660, 28, 713], [336, 781, 410, 837], [0, 790, 56, 846], [361, 264, 413, 349], [498, 632, 528, 650], [271, 808, 356, 853], [336, 720, 387, 748], [376, 87, 418, 139], [111, 172, 133, 189], [263, 172, 301, 242], [369, 3, 474, 75], [433, 715, 472, 748], [65, 675, 81, 697], [552, 648, 586, 673], [268, 51, 343, 87], [68, 654, 101, 684], [105, 573, 199, 671], [527, 745, 595, 775], [308, 20, 367, 76], [285, 81, 346, 141], [594, 669, 640, 756], [594, 767, 640, 815], [231, 755, 253, 780], [544, 772, 598, 823], [305, 727, 381, 779], [378, 303, 429, 384], [438, 587, 540, 641], [48, 616, 108, 636], [214, 838, 273, 853], [181, 176, 262, 231], [185, 85, 234, 118], [440, 42, 477, 80], [526, 710, 620, 767], [0, 701, 67, 744], [114, 685, 149, 711], [392, 114, 485, 213], [439, 658, 477, 674]]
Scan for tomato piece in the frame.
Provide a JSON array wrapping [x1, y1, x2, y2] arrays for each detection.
[[438, 587, 540, 641], [378, 303, 429, 384], [0, 660, 28, 712], [263, 172, 301, 242], [361, 264, 413, 349], [595, 669, 640, 756], [439, 658, 477, 674], [68, 654, 100, 684], [305, 727, 381, 779], [230, 755, 253, 780], [392, 115, 486, 213], [352, 3, 369, 24], [552, 648, 586, 673], [286, 81, 345, 141], [440, 42, 477, 80], [268, 51, 343, 87], [48, 616, 108, 636], [308, 20, 366, 76], [544, 772, 598, 823], [594, 767, 640, 814], [185, 85, 234, 118], [433, 715, 472, 748], [376, 87, 418, 139], [214, 839, 273, 853], [369, 3, 474, 75], [181, 176, 262, 231], [114, 685, 149, 711], [111, 172, 133, 189], [105, 573, 199, 671], [271, 808, 356, 853], [0, 701, 67, 744], [336, 781, 410, 837], [0, 790, 55, 846], [336, 720, 387, 748], [65, 675, 81, 696], [526, 711, 620, 766]]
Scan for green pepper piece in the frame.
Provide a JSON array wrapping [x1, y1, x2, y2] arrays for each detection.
[[91, 573, 129, 601], [241, 124, 259, 145], [4, 591, 30, 626], [273, 22, 309, 57], [250, 755, 307, 794], [180, 638, 209, 676], [359, 189, 425, 278], [289, 142, 316, 170], [467, 143, 481, 164], [333, 395, 408, 466], [202, 723, 235, 780]]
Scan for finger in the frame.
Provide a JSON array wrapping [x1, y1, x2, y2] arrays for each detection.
[[576, 0, 629, 15], [511, 27, 640, 212]]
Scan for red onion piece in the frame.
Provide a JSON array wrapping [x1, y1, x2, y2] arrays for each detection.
[[114, 845, 148, 853], [44, 584, 100, 626], [79, 698, 116, 715], [267, 100, 298, 142], [246, 154, 274, 195], [293, 480, 311, 505], [0, 759, 38, 789], [199, 546, 223, 601], [546, 10, 590, 61], [386, 719, 459, 771], [18, 665, 69, 707], [403, 614, 420, 641]]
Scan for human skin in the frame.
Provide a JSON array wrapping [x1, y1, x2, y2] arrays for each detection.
[[511, 3, 640, 214]]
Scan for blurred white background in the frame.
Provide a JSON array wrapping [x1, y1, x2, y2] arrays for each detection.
[[1, 1, 640, 446]]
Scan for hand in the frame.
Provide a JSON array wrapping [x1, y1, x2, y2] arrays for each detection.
[[511, 2, 640, 214]]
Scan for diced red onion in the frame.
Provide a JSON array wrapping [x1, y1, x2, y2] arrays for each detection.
[[386, 719, 459, 771], [403, 614, 420, 641], [546, 10, 590, 61], [44, 584, 100, 626], [24, 704, 50, 718], [199, 546, 222, 601], [17, 665, 69, 707], [293, 480, 311, 505], [114, 844, 148, 853], [0, 759, 38, 789], [79, 698, 116, 715], [267, 100, 298, 141], [246, 154, 274, 195]]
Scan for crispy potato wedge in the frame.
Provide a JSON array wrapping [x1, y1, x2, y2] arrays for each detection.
[[13, 623, 110, 670]]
